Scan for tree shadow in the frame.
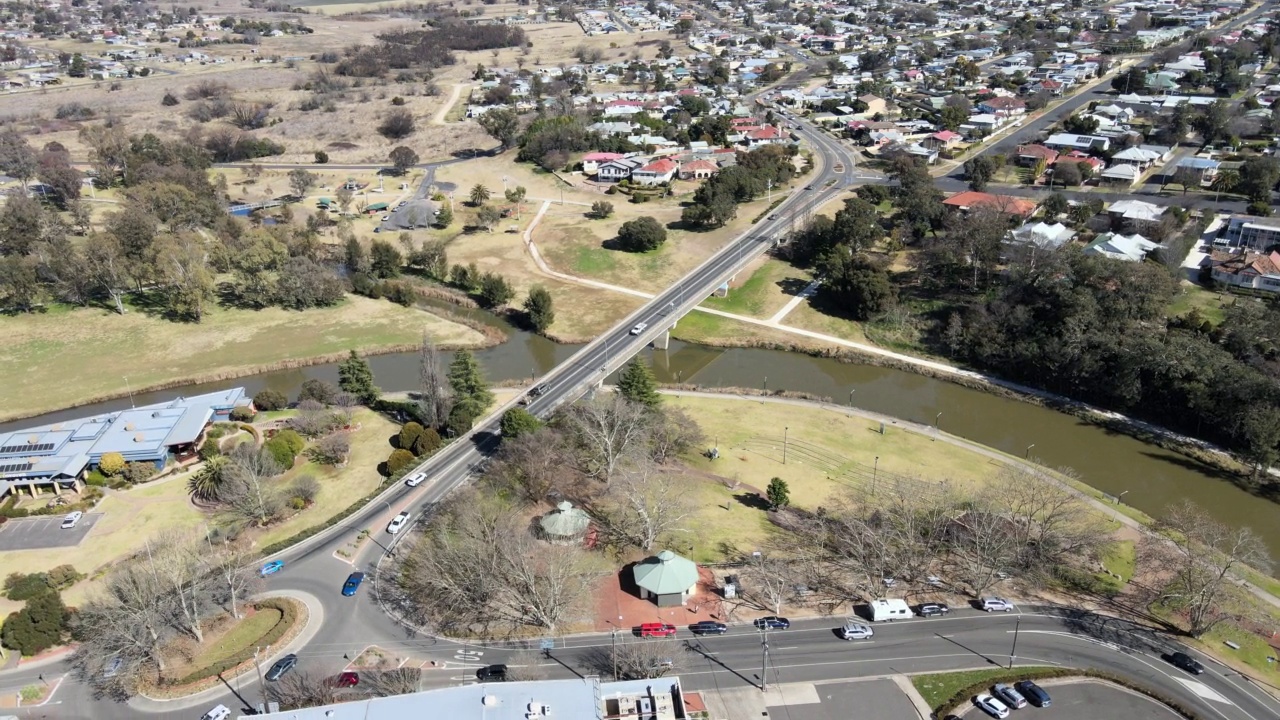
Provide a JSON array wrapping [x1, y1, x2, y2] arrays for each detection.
[[733, 492, 770, 511], [1137, 451, 1279, 500], [776, 277, 810, 297]]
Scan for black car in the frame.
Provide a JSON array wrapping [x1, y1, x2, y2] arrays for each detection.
[[265, 654, 298, 682], [919, 603, 950, 617], [689, 621, 728, 635], [1014, 680, 1052, 708], [1168, 651, 1204, 675], [476, 664, 508, 681], [754, 616, 790, 630]]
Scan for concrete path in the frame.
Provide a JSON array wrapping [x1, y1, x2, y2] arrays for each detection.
[[767, 278, 821, 323]]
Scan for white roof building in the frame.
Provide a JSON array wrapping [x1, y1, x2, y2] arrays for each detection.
[[1085, 232, 1160, 262]]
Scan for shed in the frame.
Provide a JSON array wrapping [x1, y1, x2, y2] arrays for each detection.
[[539, 501, 591, 543], [632, 550, 699, 607]]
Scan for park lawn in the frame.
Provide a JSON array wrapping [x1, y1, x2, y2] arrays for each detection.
[[1100, 540, 1136, 582], [670, 395, 1006, 511], [253, 409, 400, 548], [1168, 282, 1229, 325], [911, 667, 1058, 711], [166, 606, 283, 681], [1198, 619, 1280, 681], [780, 301, 870, 342], [701, 257, 813, 320], [680, 477, 779, 564], [0, 295, 487, 422], [673, 310, 827, 352]]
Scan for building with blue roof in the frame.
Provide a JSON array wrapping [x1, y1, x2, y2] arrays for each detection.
[[0, 388, 249, 499]]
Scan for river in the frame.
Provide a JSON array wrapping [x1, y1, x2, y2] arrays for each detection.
[[7, 308, 1278, 565]]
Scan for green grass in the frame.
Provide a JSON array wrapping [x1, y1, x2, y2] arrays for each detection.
[[1199, 622, 1280, 679], [570, 244, 618, 275], [1100, 540, 1136, 582], [682, 480, 778, 563], [181, 607, 283, 676], [1168, 283, 1229, 325], [911, 667, 1058, 710], [701, 259, 812, 319]]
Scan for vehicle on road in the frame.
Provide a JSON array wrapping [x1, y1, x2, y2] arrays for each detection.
[[342, 571, 365, 597], [1014, 680, 1051, 707], [689, 621, 727, 635], [61, 511, 83, 529], [974, 693, 1010, 719], [404, 472, 426, 487], [265, 653, 298, 681], [754, 616, 790, 630], [630, 322, 649, 335], [870, 598, 913, 621], [839, 621, 874, 640], [201, 705, 232, 720], [981, 597, 1014, 612], [477, 664, 508, 681], [637, 622, 677, 638], [993, 683, 1027, 709], [259, 560, 285, 577], [918, 603, 950, 617], [1167, 651, 1204, 675], [387, 511, 411, 534], [768, 213, 778, 220], [327, 672, 359, 688]]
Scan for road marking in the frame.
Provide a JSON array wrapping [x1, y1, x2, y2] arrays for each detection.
[[1174, 678, 1233, 705]]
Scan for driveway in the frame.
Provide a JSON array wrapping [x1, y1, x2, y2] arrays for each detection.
[[0, 513, 101, 550]]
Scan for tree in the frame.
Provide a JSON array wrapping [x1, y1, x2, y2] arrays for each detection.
[[417, 336, 454, 431], [388, 146, 419, 174], [275, 257, 345, 309], [447, 350, 493, 423], [369, 239, 402, 278], [500, 408, 542, 439], [617, 358, 661, 408], [435, 204, 453, 228], [1170, 165, 1201, 194], [38, 147, 82, 207], [1112, 67, 1148, 93], [2, 590, 68, 655], [153, 234, 215, 322], [287, 168, 315, 198], [253, 389, 288, 411], [338, 350, 379, 404], [617, 216, 667, 252], [1054, 161, 1083, 188], [600, 464, 695, 552], [591, 200, 614, 219], [565, 394, 652, 483], [766, 477, 790, 509], [335, 186, 354, 214], [68, 53, 86, 78], [314, 150, 329, 164], [378, 108, 416, 140], [476, 205, 502, 233], [497, 270, 544, 324], [1042, 192, 1070, 218], [817, 252, 895, 320], [99, 452, 126, 476], [470, 184, 491, 206], [478, 272, 514, 307], [221, 445, 285, 526], [298, 379, 339, 406], [478, 108, 520, 150], [505, 186, 527, 218], [964, 156, 997, 191], [0, 128, 36, 187], [309, 433, 351, 465], [1236, 156, 1280, 204]]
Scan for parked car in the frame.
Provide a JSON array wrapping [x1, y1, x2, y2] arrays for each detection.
[[102, 655, 123, 678], [327, 672, 359, 688], [839, 621, 874, 640], [754, 616, 791, 630], [404, 472, 426, 487], [201, 705, 232, 720], [689, 621, 728, 635], [265, 654, 298, 682], [386, 510, 411, 534], [1167, 651, 1204, 675], [637, 622, 677, 638], [630, 322, 649, 335], [1014, 680, 1051, 707], [993, 683, 1027, 709], [259, 560, 285, 577], [342, 571, 365, 597], [61, 511, 83, 529], [918, 603, 950, 618], [476, 664, 508, 681], [974, 693, 1010, 719], [981, 597, 1014, 613]]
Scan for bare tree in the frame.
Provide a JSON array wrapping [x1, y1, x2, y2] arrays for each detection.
[[505, 649, 549, 682], [417, 335, 453, 429], [362, 667, 423, 697], [648, 407, 706, 465], [221, 444, 284, 526], [946, 506, 1022, 595], [608, 638, 681, 680], [1141, 500, 1271, 637], [985, 467, 1108, 581], [150, 533, 210, 642], [267, 670, 339, 710], [740, 553, 798, 614], [598, 464, 695, 551], [486, 427, 582, 503], [565, 394, 653, 483], [207, 539, 260, 619]]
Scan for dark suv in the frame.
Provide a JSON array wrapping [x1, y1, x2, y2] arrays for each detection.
[[690, 620, 728, 635], [918, 603, 950, 617], [477, 664, 508, 681], [265, 654, 298, 682], [1167, 651, 1204, 675]]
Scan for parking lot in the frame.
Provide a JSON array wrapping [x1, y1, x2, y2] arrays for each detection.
[[763, 678, 921, 720], [0, 513, 101, 550], [957, 680, 1181, 720]]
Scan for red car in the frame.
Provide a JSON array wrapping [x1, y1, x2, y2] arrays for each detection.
[[637, 623, 677, 638], [327, 672, 359, 688]]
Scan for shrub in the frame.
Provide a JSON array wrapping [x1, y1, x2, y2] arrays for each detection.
[[46, 565, 84, 590], [415, 427, 442, 455], [391, 96, 406, 105], [97, 452, 126, 476], [290, 475, 320, 504], [263, 438, 296, 470], [309, 433, 350, 465], [121, 461, 156, 484], [253, 389, 289, 411], [0, 591, 68, 656], [198, 438, 222, 462], [274, 429, 306, 457], [386, 448, 416, 475], [398, 422, 427, 452], [616, 216, 667, 252], [84, 471, 107, 487], [161, 90, 180, 106], [314, 150, 329, 164], [297, 379, 339, 405], [378, 108, 415, 139], [230, 406, 257, 422], [4, 573, 51, 601]]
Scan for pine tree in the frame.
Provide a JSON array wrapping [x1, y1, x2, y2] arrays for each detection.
[[523, 285, 555, 333], [617, 358, 661, 408], [338, 350, 379, 404], [500, 407, 542, 440], [766, 477, 790, 510], [447, 350, 493, 419]]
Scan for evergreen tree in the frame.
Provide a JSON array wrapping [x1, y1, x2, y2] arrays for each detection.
[[447, 350, 493, 419], [500, 407, 542, 439], [523, 285, 555, 333], [766, 477, 790, 510], [617, 358, 661, 408], [435, 204, 453, 228], [1, 591, 68, 656], [338, 350, 379, 404]]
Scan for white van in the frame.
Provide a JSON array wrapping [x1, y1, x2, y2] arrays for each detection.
[[869, 598, 914, 622], [201, 705, 232, 720]]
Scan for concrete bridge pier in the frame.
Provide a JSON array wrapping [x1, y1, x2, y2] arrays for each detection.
[[653, 320, 678, 351]]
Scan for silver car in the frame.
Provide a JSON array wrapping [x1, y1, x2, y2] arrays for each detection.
[[981, 597, 1014, 612], [839, 621, 874, 640], [993, 683, 1027, 709]]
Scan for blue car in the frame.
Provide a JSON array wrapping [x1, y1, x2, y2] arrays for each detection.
[[259, 560, 285, 577], [342, 571, 365, 597]]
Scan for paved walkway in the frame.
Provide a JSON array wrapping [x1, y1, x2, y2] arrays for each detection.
[[768, 278, 821, 323]]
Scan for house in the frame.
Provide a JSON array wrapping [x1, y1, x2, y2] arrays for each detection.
[[1222, 216, 1280, 250], [1110, 146, 1162, 169], [632, 549, 700, 606], [1099, 163, 1143, 187], [1056, 150, 1104, 175], [1085, 232, 1160, 261], [581, 152, 625, 175], [977, 96, 1027, 117], [1007, 221, 1077, 250], [744, 125, 787, 146], [631, 158, 679, 185], [1015, 144, 1060, 168], [1043, 133, 1110, 152], [960, 113, 1002, 136], [679, 159, 719, 180], [1208, 250, 1280, 292], [942, 191, 1038, 218], [923, 130, 963, 150], [858, 93, 888, 117], [881, 141, 938, 164], [1108, 199, 1164, 225], [1174, 156, 1220, 185], [597, 157, 644, 182]]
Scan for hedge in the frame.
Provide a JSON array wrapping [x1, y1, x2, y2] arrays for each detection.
[[936, 667, 1206, 720], [167, 598, 300, 686]]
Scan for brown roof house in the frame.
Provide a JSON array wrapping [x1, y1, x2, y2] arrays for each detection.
[[1208, 250, 1280, 293]]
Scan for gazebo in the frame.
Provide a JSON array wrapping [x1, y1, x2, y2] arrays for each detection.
[[632, 550, 699, 607], [538, 501, 591, 543]]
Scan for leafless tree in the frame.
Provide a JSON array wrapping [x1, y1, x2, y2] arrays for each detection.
[[288, 399, 341, 437], [946, 506, 1022, 595], [505, 649, 549, 682], [608, 638, 681, 680], [221, 444, 284, 526], [740, 553, 799, 614], [417, 335, 453, 429], [985, 466, 1108, 581], [647, 407, 706, 465], [362, 667, 423, 697], [207, 540, 260, 619], [598, 464, 695, 551], [150, 533, 211, 642], [308, 432, 351, 465], [266, 670, 340, 710], [1141, 500, 1271, 637], [485, 427, 583, 503], [565, 394, 653, 483]]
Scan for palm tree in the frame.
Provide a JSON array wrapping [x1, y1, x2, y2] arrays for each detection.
[[469, 184, 491, 207], [1211, 168, 1239, 200], [188, 456, 228, 502]]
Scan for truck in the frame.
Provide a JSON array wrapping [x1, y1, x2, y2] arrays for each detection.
[[869, 598, 914, 622]]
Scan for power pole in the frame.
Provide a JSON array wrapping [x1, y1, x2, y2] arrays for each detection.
[[253, 646, 267, 707], [611, 628, 618, 680], [760, 627, 770, 692], [1009, 617, 1021, 669]]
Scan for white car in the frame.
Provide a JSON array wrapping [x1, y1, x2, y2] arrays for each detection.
[[386, 511, 411, 534], [839, 621, 874, 640], [61, 511, 83, 529], [630, 322, 649, 335], [404, 472, 426, 487], [201, 705, 232, 720], [981, 597, 1015, 613], [975, 694, 1010, 719]]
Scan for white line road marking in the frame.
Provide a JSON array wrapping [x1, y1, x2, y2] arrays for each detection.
[[1174, 678, 1233, 705]]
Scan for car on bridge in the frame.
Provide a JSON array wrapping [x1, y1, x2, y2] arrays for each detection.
[[342, 571, 365, 597], [404, 472, 427, 487], [689, 621, 727, 635], [630, 322, 649, 335]]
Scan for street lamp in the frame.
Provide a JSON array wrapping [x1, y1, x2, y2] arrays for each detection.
[[848, 388, 855, 406], [122, 376, 135, 409], [935, 412, 942, 431], [763, 375, 768, 392], [872, 456, 879, 496], [1117, 490, 1130, 504], [1025, 443, 1035, 459], [783, 426, 789, 465]]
